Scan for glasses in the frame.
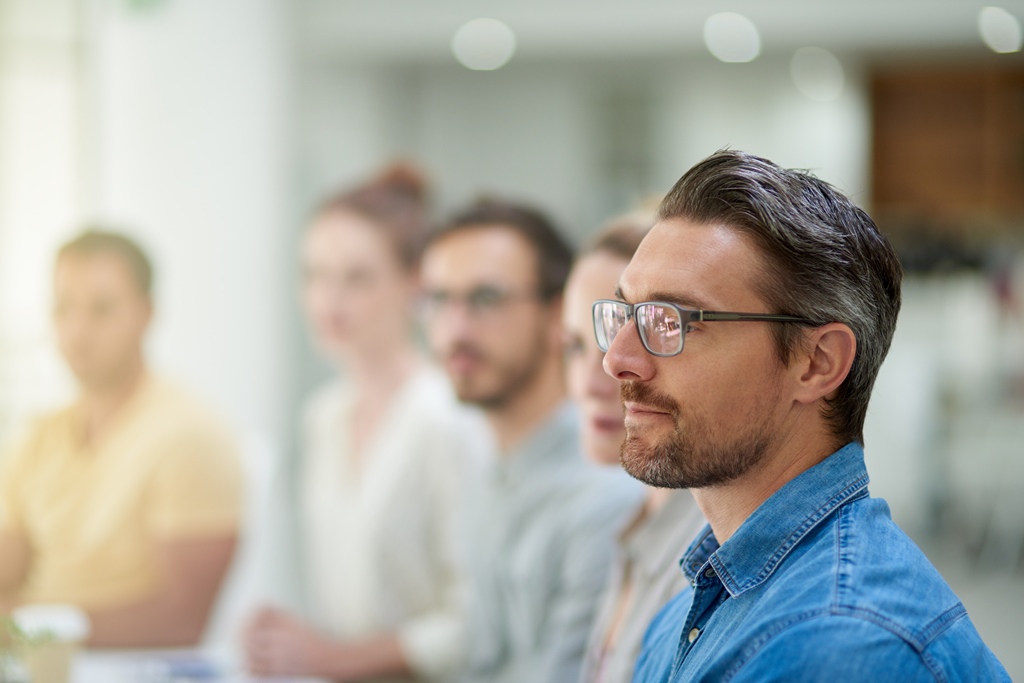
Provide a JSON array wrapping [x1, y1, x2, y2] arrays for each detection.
[[421, 286, 540, 320], [592, 299, 815, 357]]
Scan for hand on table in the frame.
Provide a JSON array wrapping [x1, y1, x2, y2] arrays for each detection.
[[243, 606, 341, 679]]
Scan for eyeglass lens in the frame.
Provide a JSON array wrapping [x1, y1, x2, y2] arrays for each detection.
[[636, 304, 684, 355], [594, 302, 626, 350], [594, 301, 686, 356]]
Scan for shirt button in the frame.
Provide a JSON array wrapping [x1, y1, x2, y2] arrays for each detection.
[[688, 628, 700, 644], [704, 567, 716, 579]]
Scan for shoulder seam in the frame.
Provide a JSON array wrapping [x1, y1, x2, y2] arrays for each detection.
[[724, 610, 950, 682]]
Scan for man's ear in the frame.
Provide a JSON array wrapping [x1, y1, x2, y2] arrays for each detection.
[[792, 323, 856, 406]]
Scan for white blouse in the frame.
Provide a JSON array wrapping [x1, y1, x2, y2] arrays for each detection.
[[301, 365, 487, 682]]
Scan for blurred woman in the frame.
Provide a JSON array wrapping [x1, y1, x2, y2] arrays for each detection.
[[244, 165, 482, 682], [562, 212, 707, 683]]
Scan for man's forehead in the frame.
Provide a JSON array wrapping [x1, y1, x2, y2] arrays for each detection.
[[56, 251, 136, 285], [618, 219, 764, 307], [423, 226, 536, 288]]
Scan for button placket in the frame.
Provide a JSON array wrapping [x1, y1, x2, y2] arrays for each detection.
[[671, 570, 724, 674]]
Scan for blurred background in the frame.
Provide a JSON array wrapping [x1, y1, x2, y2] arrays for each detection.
[[1, 0, 1022, 675]]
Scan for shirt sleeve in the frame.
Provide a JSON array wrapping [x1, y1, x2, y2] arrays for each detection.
[[398, 611, 466, 680], [533, 480, 641, 683], [395, 413, 478, 679], [147, 420, 243, 538]]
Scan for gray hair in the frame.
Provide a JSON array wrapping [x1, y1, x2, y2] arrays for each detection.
[[658, 150, 903, 444]]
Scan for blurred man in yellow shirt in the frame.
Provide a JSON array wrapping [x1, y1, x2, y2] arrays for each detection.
[[0, 231, 242, 647]]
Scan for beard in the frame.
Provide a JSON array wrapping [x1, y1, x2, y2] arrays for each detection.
[[619, 380, 778, 489], [446, 331, 548, 410]]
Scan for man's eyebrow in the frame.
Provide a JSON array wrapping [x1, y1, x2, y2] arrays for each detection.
[[614, 284, 714, 310], [645, 291, 714, 310]]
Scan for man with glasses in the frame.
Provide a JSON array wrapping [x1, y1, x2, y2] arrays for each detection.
[[421, 198, 641, 683], [597, 151, 1009, 681]]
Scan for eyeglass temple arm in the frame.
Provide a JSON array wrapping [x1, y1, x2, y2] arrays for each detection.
[[699, 311, 814, 323]]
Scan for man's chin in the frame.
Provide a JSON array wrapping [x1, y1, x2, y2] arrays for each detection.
[[620, 442, 659, 482], [451, 380, 501, 408], [619, 436, 692, 488]]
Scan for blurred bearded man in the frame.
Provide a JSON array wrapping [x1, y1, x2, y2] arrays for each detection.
[[421, 199, 641, 683]]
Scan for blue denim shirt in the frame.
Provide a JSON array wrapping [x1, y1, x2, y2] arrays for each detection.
[[634, 443, 1010, 682]]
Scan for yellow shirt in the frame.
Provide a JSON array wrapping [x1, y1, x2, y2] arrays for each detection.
[[0, 375, 242, 611]]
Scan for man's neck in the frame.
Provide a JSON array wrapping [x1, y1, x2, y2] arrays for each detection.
[[80, 359, 147, 446], [691, 429, 842, 545], [486, 357, 566, 454]]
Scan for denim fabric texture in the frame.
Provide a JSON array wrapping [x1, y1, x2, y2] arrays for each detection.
[[634, 442, 1010, 683]]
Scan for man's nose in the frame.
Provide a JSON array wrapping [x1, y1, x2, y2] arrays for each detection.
[[603, 321, 655, 381]]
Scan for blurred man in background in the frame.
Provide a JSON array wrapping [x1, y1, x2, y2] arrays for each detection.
[[0, 231, 242, 647], [598, 151, 1009, 681], [421, 199, 641, 683]]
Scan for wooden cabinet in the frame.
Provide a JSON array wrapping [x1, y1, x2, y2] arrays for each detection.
[[871, 63, 1024, 239]]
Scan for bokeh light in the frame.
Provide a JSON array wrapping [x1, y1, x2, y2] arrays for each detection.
[[703, 12, 761, 63], [451, 18, 517, 71], [978, 6, 1023, 54], [790, 47, 846, 102]]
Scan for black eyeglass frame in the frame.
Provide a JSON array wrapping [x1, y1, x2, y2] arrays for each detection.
[[592, 299, 816, 357]]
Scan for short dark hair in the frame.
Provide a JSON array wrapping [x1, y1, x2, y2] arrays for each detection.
[[659, 149, 904, 444], [428, 197, 575, 300], [57, 229, 154, 297], [317, 163, 429, 270], [582, 208, 656, 262]]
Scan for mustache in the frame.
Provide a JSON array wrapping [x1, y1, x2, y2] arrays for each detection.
[[620, 381, 680, 417], [446, 342, 488, 364]]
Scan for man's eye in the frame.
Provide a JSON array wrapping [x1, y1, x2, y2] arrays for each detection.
[[563, 336, 584, 357], [423, 291, 450, 307], [468, 288, 504, 310]]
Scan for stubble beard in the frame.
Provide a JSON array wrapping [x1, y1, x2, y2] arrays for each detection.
[[451, 330, 549, 411], [619, 380, 778, 489]]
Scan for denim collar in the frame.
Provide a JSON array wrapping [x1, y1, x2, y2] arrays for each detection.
[[679, 442, 870, 597]]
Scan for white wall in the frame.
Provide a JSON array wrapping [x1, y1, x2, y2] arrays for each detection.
[[86, 0, 292, 444], [298, 54, 870, 243], [297, 62, 602, 235], [654, 56, 870, 202], [0, 0, 83, 439]]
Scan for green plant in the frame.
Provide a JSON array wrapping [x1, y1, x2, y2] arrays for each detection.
[[0, 618, 21, 683], [1, 617, 55, 683]]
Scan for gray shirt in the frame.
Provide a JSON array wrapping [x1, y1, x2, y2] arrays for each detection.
[[578, 489, 706, 683], [461, 402, 643, 683]]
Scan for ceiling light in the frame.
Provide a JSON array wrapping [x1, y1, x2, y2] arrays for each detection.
[[790, 47, 845, 102], [703, 12, 761, 63], [978, 6, 1023, 53], [451, 18, 517, 71]]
